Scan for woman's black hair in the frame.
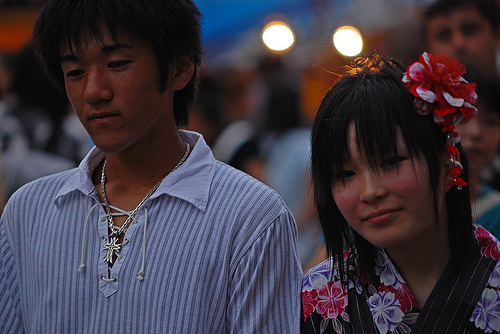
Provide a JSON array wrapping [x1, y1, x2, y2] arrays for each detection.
[[311, 54, 474, 285], [31, 0, 203, 127]]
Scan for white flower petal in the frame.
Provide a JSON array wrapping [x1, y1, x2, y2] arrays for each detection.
[[422, 52, 430, 66], [408, 62, 425, 80], [443, 91, 464, 107], [416, 85, 437, 103]]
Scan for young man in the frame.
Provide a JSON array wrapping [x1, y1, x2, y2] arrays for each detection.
[[422, 0, 500, 75], [0, 0, 302, 333]]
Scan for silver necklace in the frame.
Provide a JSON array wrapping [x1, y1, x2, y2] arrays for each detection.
[[101, 142, 191, 265]]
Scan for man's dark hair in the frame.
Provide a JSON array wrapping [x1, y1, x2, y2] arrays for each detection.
[[32, 0, 203, 127]]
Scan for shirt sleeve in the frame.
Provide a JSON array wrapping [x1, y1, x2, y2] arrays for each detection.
[[0, 212, 25, 334], [226, 208, 302, 333]]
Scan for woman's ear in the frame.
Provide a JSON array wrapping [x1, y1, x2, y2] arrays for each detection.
[[169, 55, 195, 91]]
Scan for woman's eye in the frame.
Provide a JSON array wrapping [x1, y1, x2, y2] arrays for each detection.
[[108, 60, 130, 68], [381, 156, 405, 168], [335, 170, 355, 180], [66, 69, 84, 77]]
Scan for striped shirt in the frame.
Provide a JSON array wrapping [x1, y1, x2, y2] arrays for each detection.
[[0, 130, 302, 333]]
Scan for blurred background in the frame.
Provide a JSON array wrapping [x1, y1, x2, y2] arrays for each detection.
[[2, 0, 499, 270], [0, 0, 430, 122]]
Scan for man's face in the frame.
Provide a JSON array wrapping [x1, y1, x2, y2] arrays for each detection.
[[59, 28, 178, 155], [426, 6, 499, 73]]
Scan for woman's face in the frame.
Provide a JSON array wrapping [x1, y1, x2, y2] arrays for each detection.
[[331, 124, 449, 253]]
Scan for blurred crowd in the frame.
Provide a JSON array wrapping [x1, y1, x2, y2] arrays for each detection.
[[0, 45, 92, 213], [2, 0, 500, 271]]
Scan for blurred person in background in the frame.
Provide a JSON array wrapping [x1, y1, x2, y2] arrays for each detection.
[[232, 55, 325, 271], [186, 74, 225, 147], [456, 66, 500, 239], [9, 44, 91, 163], [0, 45, 91, 198], [423, 0, 500, 195], [257, 57, 325, 271], [0, 52, 26, 153], [422, 0, 500, 76]]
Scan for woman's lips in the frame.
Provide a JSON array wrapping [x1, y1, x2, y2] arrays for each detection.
[[363, 209, 400, 225]]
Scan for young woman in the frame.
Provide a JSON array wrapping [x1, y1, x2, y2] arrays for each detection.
[[302, 53, 500, 333]]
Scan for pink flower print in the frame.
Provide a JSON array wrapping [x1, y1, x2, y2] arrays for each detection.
[[316, 281, 348, 319], [302, 289, 318, 322], [379, 283, 418, 313], [476, 225, 500, 260]]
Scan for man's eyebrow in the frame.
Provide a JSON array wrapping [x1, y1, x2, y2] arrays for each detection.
[[60, 43, 134, 64]]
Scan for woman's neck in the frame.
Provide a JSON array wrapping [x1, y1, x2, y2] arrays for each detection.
[[386, 223, 450, 309]]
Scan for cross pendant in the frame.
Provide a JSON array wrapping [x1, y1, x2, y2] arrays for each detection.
[[103, 236, 121, 264]]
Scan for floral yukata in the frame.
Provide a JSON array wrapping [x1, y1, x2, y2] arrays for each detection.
[[302, 225, 500, 333]]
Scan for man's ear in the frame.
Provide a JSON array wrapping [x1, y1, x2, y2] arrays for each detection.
[[169, 55, 195, 91]]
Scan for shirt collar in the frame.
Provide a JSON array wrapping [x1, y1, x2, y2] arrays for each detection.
[[55, 130, 215, 212]]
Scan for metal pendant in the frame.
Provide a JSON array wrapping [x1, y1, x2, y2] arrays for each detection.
[[103, 236, 122, 264]]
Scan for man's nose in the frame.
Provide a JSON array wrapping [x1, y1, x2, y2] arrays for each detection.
[[84, 68, 112, 104]]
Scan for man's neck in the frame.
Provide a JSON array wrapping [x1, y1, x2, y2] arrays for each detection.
[[92, 131, 189, 211]]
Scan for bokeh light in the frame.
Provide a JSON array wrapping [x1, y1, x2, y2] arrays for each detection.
[[262, 21, 295, 54], [333, 26, 363, 57]]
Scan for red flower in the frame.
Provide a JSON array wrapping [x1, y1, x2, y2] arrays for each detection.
[[446, 145, 459, 156], [379, 283, 418, 313], [475, 225, 500, 260], [316, 281, 348, 319], [302, 289, 319, 321], [403, 52, 477, 189], [402, 52, 477, 123]]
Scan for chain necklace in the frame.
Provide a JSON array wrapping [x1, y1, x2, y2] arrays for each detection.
[[101, 142, 191, 265]]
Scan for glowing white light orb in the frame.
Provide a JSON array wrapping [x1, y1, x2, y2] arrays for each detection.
[[262, 21, 295, 53], [333, 26, 363, 57]]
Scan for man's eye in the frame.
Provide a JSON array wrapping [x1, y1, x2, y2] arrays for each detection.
[[108, 60, 130, 68], [461, 22, 481, 37], [435, 28, 452, 42]]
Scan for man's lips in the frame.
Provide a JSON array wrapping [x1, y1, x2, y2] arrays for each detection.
[[89, 111, 119, 120]]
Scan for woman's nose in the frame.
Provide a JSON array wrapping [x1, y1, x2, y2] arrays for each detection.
[[359, 171, 387, 203]]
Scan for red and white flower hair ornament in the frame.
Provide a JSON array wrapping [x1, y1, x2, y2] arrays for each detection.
[[402, 52, 477, 188]]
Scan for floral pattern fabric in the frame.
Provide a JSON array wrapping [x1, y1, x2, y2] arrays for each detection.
[[302, 225, 500, 333]]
